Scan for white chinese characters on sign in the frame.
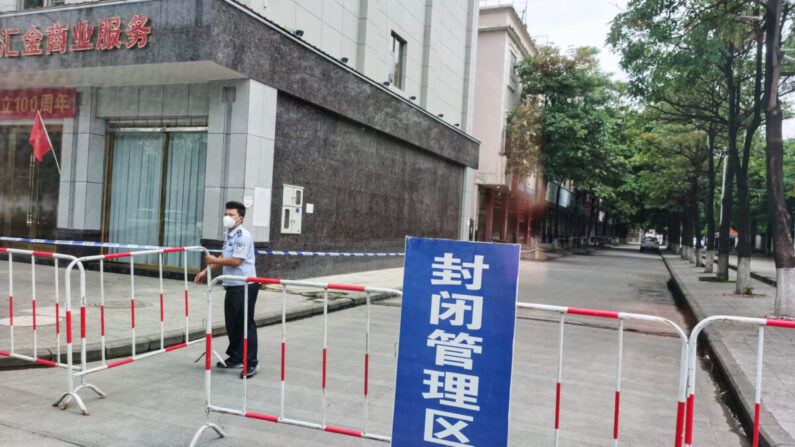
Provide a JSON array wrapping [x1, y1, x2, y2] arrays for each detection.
[[423, 252, 490, 446], [431, 253, 489, 290]]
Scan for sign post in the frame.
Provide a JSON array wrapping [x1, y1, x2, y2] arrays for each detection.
[[392, 237, 520, 447]]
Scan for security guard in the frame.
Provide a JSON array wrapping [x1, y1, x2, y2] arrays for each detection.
[[194, 201, 259, 378]]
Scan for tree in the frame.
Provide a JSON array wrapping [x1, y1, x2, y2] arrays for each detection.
[[609, 0, 767, 291], [762, 0, 795, 317]]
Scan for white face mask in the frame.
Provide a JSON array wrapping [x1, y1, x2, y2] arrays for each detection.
[[223, 215, 237, 229]]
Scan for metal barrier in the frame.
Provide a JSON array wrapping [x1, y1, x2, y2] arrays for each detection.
[[517, 303, 690, 447], [190, 275, 402, 446], [53, 246, 221, 415], [684, 315, 795, 447], [0, 247, 80, 369]]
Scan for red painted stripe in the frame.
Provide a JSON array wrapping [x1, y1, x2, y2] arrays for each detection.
[[131, 299, 135, 329], [243, 338, 248, 374], [245, 412, 279, 422], [162, 247, 185, 253], [325, 426, 362, 437], [753, 403, 760, 447], [246, 277, 281, 284], [66, 311, 72, 344], [0, 247, 6, 252], [675, 401, 686, 447], [107, 358, 134, 368], [613, 391, 620, 439], [323, 348, 327, 389], [184, 289, 189, 317], [281, 342, 285, 381], [8, 296, 12, 326], [80, 307, 86, 339], [328, 283, 366, 292], [0, 350, 9, 356], [205, 334, 212, 370], [767, 318, 795, 329], [31, 251, 54, 258], [364, 353, 369, 396], [685, 394, 694, 444], [160, 293, 164, 322], [555, 382, 561, 429], [32, 299, 36, 330], [35, 358, 57, 366], [55, 303, 60, 334], [101, 306, 105, 336], [104, 252, 132, 259], [165, 343, 188, 352], [567, 307, 619, 319]]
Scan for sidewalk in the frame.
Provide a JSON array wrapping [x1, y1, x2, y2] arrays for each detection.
[[663, 254, 795, 446], [720, 253, 778, 286], [0, 259, 403, 368]]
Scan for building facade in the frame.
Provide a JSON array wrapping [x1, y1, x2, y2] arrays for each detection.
[[469, 5, 536, 243], [0, 0, 479, 278]]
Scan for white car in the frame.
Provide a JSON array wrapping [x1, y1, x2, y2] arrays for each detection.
[[640, 236, 660, 252]]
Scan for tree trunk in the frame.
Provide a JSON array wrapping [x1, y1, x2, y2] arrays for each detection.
[[669, 211, 681, 253], [691, 176, 703, 267], [764, 0, 795, 316], [718, 56, 740, 281], [705, 131, 717, 273], [681, 199, 693, 262]]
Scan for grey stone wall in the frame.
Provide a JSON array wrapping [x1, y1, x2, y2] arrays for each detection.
[[257, 93, 464, 279]]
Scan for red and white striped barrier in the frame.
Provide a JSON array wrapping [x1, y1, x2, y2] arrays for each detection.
[[684, 315, 795, 447], [517, 303, 690, 447], [0, 247, 80, 369], [189, 275, 402, 446], [53, 246, 220, 415]]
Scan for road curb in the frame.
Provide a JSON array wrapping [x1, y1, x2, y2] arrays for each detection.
[[664, 257, 795, 447], [0, 289, 401, 369]]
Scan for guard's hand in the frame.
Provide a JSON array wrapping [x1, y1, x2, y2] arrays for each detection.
[[194, 269, 206, 285], [204, 254, 219, 265]]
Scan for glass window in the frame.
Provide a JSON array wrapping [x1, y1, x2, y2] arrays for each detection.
[[389, 32, 406, 90], [20, 0, 64, 10]]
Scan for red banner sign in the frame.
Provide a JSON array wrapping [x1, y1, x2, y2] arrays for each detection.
[[0, 89, 76, 119], [0, 15, 150, 59]]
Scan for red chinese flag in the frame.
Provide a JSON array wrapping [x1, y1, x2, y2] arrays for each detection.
[[29, 110, 53, 162]]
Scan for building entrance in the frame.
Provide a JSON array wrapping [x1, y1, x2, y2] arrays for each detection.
[[0, 125, 62, 249]]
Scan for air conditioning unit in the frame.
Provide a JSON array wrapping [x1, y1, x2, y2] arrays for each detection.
[[281, 184, 303, 234]]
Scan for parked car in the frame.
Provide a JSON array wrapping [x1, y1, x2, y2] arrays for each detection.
[[640, 236, 660, 252]]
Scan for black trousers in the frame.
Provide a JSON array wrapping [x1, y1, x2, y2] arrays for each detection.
[[224, 283, 259, 366]]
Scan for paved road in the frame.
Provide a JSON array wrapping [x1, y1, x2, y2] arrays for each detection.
[[0, 246, 748, 446]]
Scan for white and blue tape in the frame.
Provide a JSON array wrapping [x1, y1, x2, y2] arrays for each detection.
[[0, 236, 404, 257]]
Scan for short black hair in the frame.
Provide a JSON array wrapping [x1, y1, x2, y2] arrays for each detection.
[[225, 201, 246, 218]]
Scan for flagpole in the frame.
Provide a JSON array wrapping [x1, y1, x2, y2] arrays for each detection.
[[51, 150, 61, 176]]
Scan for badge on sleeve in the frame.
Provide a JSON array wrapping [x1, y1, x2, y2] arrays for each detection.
[[236, 242, 245, 253]]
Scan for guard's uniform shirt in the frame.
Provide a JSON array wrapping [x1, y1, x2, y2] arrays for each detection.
[[221, 225, 256, 286]]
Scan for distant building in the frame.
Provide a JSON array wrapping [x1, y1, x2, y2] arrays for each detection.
[[469, 4, 536, 243], [0, 0, 479, 278]]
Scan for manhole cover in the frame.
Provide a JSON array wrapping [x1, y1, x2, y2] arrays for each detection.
[[0, 315, 60, 327]]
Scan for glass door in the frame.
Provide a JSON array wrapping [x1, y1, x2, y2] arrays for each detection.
[[105, 129, 206, 269], [0, 125, 62, 250]]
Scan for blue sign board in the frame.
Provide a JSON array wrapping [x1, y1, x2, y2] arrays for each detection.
[[392, 237, 520, 447]]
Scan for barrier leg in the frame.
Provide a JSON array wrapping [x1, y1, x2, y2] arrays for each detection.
[[31, 256, 37, 360], [613, 319, 624, 447], [555, 312, 564, 447], [242, 283, 248, 412], [364, 290, 371, 435], [753, 326, 764, 447], [184, 251, 189, 344], [281, 283, 287, 420], [674, 341, 688, 447], [322, 287, 328, 428], [159, 253, 164, 351], [55, 258, 61, 362], [130, 258, 136, 357], [189, 281, 226, 447], [8, 252, 13, 355], [100, 260, 106, 365]]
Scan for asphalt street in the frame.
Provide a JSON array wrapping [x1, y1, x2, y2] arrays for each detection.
[[0, 246, 749, 446]]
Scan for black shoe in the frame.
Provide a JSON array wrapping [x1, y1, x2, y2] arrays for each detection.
[[240, 364, 259, 379], [217, 358, 244, 369]]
